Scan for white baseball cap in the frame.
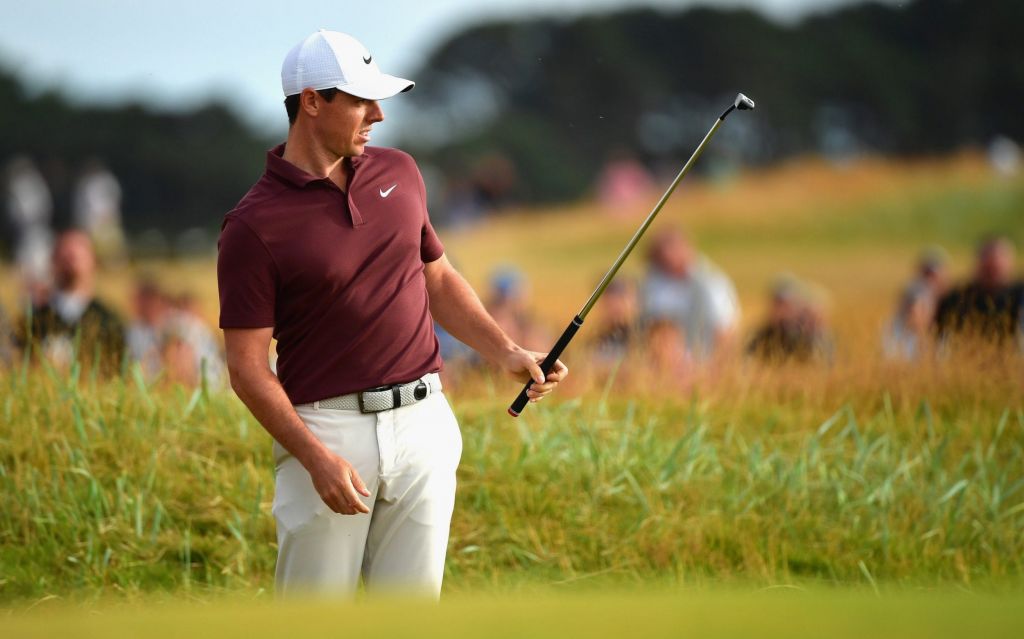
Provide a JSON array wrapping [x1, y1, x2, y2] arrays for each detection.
[[281, 29, 414, 100]]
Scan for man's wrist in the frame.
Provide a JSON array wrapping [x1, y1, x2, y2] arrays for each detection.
[[295, 439, 333, 471], [481, 339, 521, 366]]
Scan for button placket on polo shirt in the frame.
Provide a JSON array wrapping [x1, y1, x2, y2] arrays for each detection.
[[316, 177, 363, 228], [347, 156, 366, 227]]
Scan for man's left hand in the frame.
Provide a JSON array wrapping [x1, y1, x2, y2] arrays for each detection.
[[499, 348, 569, 403]]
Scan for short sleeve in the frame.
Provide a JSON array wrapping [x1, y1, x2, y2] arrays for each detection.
[[414, 159, 445, 263], [217, 216, 277, 328]]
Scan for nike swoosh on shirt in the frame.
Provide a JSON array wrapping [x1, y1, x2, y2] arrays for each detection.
[[379, 184, 397, 198]]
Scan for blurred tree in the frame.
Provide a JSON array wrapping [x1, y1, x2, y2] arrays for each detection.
[[2, 0, 1022, 234], [0, 69, 272, 244], [398, 0, 1024, 205]]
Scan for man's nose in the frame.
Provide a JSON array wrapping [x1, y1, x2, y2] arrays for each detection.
[[368, 101, 384, 123]]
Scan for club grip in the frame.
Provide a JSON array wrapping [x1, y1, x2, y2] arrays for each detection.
[[508, 315, 583, 417]]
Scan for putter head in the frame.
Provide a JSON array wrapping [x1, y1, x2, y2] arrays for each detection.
[[735, 93, 755, 110]]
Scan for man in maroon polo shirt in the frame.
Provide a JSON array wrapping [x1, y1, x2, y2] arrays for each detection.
[[218, 30, 567, 597]]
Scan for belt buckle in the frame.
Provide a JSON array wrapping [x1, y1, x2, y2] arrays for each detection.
[[358, 384, 392, 414]]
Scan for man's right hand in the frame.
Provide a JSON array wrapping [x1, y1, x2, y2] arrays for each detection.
[[225, 327, 373, 516], [306, 451, 372, 515]]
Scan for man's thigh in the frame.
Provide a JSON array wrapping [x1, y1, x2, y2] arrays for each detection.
[[273, 405, 381, 596], [363, 392, 462, 596]]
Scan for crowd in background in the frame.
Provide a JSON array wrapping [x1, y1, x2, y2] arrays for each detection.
[[439, 228, 1024, 388], [3, 156, 1022, 393], [884, 237, 1024, 361], [2, 158, 224, 388]]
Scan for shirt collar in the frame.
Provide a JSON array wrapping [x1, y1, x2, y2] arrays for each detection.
[[265, 143, 370, 188]]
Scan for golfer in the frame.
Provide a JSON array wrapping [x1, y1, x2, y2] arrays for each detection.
[[218, 29, 567, 597]]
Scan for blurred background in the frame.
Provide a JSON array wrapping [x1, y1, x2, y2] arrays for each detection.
[[1, 0, 1022, 391]]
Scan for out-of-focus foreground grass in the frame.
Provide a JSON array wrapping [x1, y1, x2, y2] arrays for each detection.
[[0, 153, 1022, 612], [3, 591, 1024, 638]]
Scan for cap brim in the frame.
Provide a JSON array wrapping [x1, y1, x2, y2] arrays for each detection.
[[338, 74, 414, 100]]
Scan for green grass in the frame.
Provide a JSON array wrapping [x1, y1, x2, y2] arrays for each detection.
[[2, 359, 1022, 604]]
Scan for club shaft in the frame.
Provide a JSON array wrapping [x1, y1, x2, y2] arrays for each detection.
[[578, 115, 726, 320], [508, 103, 741, 418]]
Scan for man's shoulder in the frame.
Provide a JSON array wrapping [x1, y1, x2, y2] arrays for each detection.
[[364, 145, 414, 162], [221, 174, 284, 228], [362, 146, 420, 173], [693, 258, 736, 292]]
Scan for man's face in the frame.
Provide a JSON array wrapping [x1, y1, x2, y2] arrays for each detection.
[[653, 233, 695, 278], [312, 90, 385, 158], [977, 240, 1015, 289], [770, 294, 802, 325], [52, 231, 95, 290], [134, 287, 166, 326]]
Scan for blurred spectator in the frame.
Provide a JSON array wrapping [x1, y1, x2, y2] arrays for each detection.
[[485, 266, 551, 352], [125, 279, 169, 380], [640, 228, 739, 361], [883, 282, 935, 361], [5, 156, 54, 308], [988, 136, 1021, 177], [644, 317, 693, 387], [883, 246, 948, 361], [17, 229, 125, 373], [434, 322, 478, 388], [596, 151, 654, 217], [126, 281, 225, 388], [912, 245, 950, 300], [166, 292, 226, 388], [591, 278, 638, 366], [434, 323, 473, 362], [73, 159, 126, 264], [429, 254, 479, 387], [747, 275, 833, 364], [934, 236, 1023, 346]]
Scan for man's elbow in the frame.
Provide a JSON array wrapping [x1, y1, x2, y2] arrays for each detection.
[[227, 360, 258, 399]]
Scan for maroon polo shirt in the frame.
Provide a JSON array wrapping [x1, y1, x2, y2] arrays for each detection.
[[217, 144, 445, 404]]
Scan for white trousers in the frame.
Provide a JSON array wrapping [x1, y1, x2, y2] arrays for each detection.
[[273, 389, 462, 598]]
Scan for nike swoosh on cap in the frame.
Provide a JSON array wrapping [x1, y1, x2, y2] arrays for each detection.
[[363, 55, 372, 64], [379, 184, 397, 197]]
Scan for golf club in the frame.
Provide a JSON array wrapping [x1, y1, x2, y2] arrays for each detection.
[[508, 93, 756, 417]]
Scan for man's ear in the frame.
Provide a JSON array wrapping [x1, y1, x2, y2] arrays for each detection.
[[300, 88, 320, 119]]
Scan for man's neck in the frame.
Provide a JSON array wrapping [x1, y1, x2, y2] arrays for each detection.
[[282, 128, 351, 191]]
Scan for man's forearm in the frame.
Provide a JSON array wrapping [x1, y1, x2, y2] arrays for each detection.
[[230, 367, 330, 469], [426, 266, 517, 364]]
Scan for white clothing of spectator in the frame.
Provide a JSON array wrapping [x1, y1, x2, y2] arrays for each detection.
[[641, 228, 739, 361]]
